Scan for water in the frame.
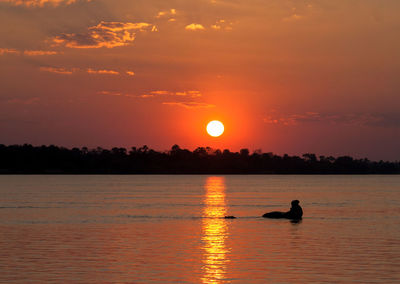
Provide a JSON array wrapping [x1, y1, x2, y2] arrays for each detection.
[[0, 175, 399, 283]]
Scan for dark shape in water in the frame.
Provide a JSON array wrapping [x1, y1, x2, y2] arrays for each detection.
[[224, 216, 236, 219], [262, 200, 303, 220]]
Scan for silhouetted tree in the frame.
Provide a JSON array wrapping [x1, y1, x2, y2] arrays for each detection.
[[0, 144, 398, 174], [303, 153, 317, 162]]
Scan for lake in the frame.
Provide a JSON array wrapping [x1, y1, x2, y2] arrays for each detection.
[[0, 175, 399, 283]]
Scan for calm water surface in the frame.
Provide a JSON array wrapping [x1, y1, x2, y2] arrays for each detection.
[[0, 175, 399, 283]]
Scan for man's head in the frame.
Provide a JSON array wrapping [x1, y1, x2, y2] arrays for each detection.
[[291, 200, 300, 206]]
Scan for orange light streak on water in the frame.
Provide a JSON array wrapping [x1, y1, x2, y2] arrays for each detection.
[[201, 176, 230, 284]]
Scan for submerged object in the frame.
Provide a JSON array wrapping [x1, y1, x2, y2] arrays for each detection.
[[262, 211, 286, 218], [224, 215, 236, 219], [262, 200, 303, 220]]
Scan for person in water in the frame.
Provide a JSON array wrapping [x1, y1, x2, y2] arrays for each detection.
[[262, 200, 303, 220]]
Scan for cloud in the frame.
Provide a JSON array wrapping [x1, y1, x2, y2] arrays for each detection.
[[263, 111, 399, 127], [282, 14, 304, 22], [126, 71, 135, 76], [87, 68, 119, 75], [39, 66, 75, 74], [0, 0, 86, 7], [211, 19, 233, 31], [139, 94, 154, 98], [162, 102, 215, 109], [98, 89, 204, 102], [6, 97, 40, 105], [326, 113, 387, 127], [185, 23, 205, 31], [1, 48, 60, 56], [98, 91, 142, 98], [150, 90, 171, 95], [39, 66, 131, 75], [98, 91, 122, 96], [141, 90, 202, 98], [175, 90, 202, 97], [0, 48, 19, 55], [52, 21, 154, 49], [156, 8, 176, 18], [23, 50, 59, 56], [263, 111, 321, 126], [97, 90, 212, 109]]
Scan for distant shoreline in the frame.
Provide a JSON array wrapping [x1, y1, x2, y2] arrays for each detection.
[[1, 173, 399, 175], [1, 144, 399, 175]]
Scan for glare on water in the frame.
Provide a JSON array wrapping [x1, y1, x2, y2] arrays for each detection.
[[201, 177, 229, 283]]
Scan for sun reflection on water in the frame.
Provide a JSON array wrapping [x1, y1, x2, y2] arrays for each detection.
[[201, 176, 230, 284]]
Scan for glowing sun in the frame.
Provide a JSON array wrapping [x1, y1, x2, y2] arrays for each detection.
[[207, 120, 224, 137]]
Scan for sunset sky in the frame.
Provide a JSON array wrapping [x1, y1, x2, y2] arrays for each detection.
[[1, 0, 399, 160]]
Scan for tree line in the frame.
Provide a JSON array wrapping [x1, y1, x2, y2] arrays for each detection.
[[0, 144, 399, 174]]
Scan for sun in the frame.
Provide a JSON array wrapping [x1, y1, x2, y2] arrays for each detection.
[[207, 120, 224, 137]]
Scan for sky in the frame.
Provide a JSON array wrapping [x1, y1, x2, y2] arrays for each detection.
[[0, 0, 399, 160]]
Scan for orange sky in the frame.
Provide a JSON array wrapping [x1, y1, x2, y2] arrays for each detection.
[[0, 0, 399, 160]]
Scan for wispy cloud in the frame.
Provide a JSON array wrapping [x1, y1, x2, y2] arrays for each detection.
[[156, 8, 176, 19], [141, 90, 202, 98], [1, 48, 59, 56], [150, 90, 170, 95], [0, 48, 19, 55], [98, 91, 122, 96], [263, 111, 320, 126], [39, 66, 133, 76], [52, 21, 155, 49], [185, 23, 205, 31], [263, 111, 399, 127], [211, 19, 233, 31], [282, 14, 304, 22], [97, 90, 214, 109], [175, 90, 201, 97], [87, 68, 119, 75], [98, 90, 209, 107], [23, 50, 59, 56], [162, 102, 215, 109], [0, 0, 87, 7], [39, 66, 75, 74], [98, 91, 144, 98], [6, 97, 40, 105], [139, 94, 154, 98]]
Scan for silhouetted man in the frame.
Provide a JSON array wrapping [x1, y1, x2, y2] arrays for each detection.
[[262, 200, 303, 220]]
